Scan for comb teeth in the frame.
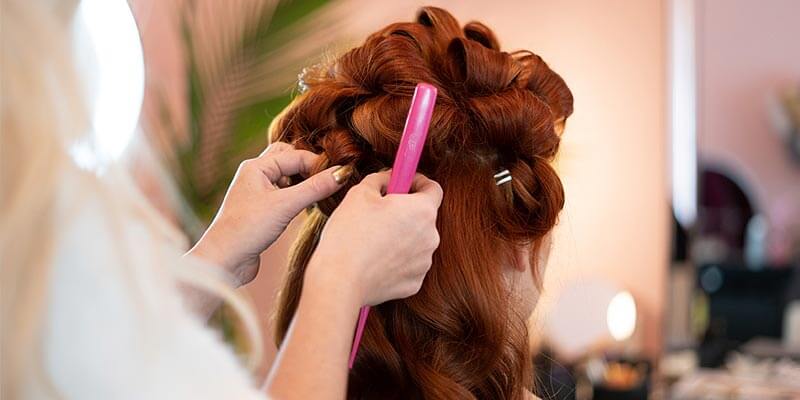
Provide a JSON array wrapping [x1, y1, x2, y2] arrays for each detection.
[[494, 169, 512, 186]]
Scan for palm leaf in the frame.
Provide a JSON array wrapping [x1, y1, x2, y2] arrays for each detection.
[[152, 0, 347, 236]]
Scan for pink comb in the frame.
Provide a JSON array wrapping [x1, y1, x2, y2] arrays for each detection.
[[348, 83, 438, 368]]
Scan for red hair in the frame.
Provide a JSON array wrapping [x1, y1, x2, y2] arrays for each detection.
[[270, 7, 573, 399]]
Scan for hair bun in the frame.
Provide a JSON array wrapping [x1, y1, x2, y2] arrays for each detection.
[[271, 6, 573, 226], [272, 7, 575, 399]]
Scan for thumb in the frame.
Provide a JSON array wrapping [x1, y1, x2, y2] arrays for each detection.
[[282, 165, 349, 213]]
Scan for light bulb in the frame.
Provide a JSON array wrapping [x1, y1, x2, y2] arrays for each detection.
[[607, 291, 637, 341]]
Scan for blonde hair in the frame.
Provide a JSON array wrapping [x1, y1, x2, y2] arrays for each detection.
[[0, 1, 262, 397]]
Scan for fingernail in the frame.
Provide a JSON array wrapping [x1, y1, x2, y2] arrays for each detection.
[[332, 165, 353, 184]]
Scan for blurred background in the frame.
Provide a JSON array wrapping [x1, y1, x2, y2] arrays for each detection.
[[80, 0, 800, 398]]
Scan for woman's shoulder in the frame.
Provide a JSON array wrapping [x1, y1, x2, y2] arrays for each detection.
[[41, 166, 266, 399]]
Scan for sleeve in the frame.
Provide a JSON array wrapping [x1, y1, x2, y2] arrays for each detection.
[[39, 178, 268, 400]]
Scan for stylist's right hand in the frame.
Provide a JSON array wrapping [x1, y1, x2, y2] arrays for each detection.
[[306, 171, 443, 305]]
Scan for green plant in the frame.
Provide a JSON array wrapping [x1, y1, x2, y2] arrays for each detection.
[[154, 0, 339, 237], [148, 0, 348, 352]]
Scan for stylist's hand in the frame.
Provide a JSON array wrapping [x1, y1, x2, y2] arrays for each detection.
[[188, 142, 349, 285], [305, 171, 443, 306]]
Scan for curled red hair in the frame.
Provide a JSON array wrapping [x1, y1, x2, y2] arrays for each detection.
[[271, 7, 573, 399]]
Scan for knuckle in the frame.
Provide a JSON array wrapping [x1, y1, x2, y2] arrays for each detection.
[[306, 176, 325, 193], [430, 231, 441, 249], [347, 184, 366, 199], [413, 277, 426, 293], [267, 142, 291, 152], [431, 180, 444, 196], [404, 281, 423, 298], [239, 159, 256, 171], [366, 192, 383, 208], [365, 172, 384, 182]]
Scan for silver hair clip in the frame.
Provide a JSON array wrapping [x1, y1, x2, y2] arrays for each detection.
[[494, 169, 512, 186], [297, 67, 310, 94]]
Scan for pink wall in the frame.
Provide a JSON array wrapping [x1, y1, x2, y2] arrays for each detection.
[[697, 0, 800, 245], [502, 0, 668, 360]]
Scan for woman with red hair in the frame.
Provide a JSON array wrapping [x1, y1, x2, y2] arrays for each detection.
[[271, 6, 573, 399]]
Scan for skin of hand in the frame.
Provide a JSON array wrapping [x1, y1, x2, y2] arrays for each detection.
[[186, 142, 346, 286], [265, 171, 443, 400], [308, 172, 443, 305]]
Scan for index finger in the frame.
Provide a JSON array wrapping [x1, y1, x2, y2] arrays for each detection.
[[409, 174, 443, 206], [252, 148, 321, 183], [356, 171, 390, 194]]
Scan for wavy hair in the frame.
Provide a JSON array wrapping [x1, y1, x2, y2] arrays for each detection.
[[271, 6, 573, 399]]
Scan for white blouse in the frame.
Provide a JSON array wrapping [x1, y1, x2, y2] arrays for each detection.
[[24, 165, 266, 400]]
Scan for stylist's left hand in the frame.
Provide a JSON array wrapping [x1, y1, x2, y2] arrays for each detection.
[[187, 142, 348, 285]]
